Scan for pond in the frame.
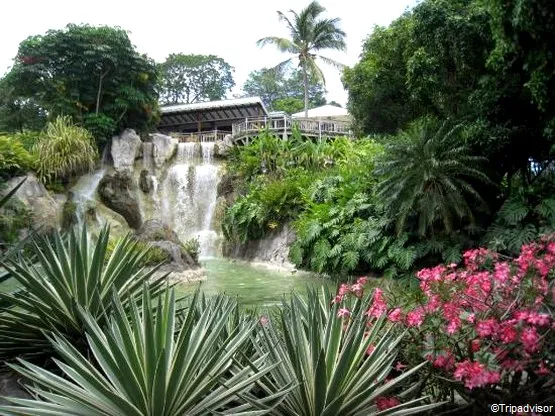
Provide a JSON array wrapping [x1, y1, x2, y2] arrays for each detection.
[[0, 259, 336, 308], [179, 258, 335, 308]]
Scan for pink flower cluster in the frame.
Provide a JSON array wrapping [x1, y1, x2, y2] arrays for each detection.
[[375, 396, 400, 411], [334, 235, 555, 392]]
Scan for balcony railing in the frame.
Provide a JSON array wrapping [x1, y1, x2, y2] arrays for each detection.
[[231, 116, 352, 140], [171, 130, 231, 143]]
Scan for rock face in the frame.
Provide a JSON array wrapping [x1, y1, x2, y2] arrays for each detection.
[[151, 133, 178, 168], [214, 135, 233, 157], [111, 129, 142, 172], [139, 169, 154, 194], [4, 174, 61, 231], [0, 371, 31, 405], [225, 224, 296, 268], [98, 171, 142, 229], [136, 219, 198, 267]]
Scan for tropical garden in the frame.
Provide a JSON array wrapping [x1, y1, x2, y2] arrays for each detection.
[[0, 0, 554, 414]]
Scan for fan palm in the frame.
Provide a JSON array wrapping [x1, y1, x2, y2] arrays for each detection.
[[375, 117, 492, 237], [257, 1, 346, 117]]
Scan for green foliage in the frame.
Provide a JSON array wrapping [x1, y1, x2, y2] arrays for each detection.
[[485, 0, 555, 137], [224, 134, 380, 246], [257, 1, 346, 115], [181, 237, 200, 264], [106, 236, 171, 267], [375, 117, 491, 237], [0, 196, 32, 246], [33, 116, 98, 183], [242, 63, 327, 112], [0, 288, 287, 415], [344, 0, 492, 135], [9, 131, 40, 151], [252, 288, 439, 415], [0, 224, 168, 359], [223, 171, 309, 242], [0, 74, 46, 133], [486, 171, 555, 254], [343, 13, 418, 134], [158, 53, 235, 104], [0, 135, 36, 177], [6, 24, 159, 146]]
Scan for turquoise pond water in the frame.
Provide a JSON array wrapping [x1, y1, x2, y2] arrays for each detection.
[[180, 258, 335, 308], [0, 258, 336, 308]]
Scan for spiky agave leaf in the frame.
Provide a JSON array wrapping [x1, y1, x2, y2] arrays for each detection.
[[0, 287, 289, 416], [250, 287, 442, 415], [0, 223, 169, 359]]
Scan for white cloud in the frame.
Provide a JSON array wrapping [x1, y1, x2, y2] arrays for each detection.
[[0, 0, 416, 106]]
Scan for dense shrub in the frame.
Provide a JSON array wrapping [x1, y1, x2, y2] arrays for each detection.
[[181, 236, 200, 263], [33, 116, 98, 183], [0, 135, 35, 177], [223, 169, 312, 242], [335, 236, 555, 411]]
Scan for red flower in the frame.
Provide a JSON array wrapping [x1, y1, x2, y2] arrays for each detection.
[[375, 396, 400, 411]]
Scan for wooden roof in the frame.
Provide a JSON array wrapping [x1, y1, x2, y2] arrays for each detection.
[[158, 97, 268, 131]]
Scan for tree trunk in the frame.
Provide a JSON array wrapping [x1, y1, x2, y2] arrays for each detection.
[[96, 70, 109, 115], [302, 60, 309, 118]]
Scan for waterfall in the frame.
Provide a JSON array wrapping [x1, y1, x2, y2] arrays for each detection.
[[70, 136, 223, 259], [142, 142, 154, 172], [159, 142, 221, 258], [71, 168, 106, 224]]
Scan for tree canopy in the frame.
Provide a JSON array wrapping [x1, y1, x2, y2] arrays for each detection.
[[158, 54, 235, 105], [242, 64, 326, 113], [257, 1, 346, 117], [3, 24, 159, 146]]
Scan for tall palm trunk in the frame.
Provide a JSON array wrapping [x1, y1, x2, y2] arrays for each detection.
[[302, 60, 309, 118]]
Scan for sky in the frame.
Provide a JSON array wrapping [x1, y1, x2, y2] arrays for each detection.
[[0, 0, 417, 107]]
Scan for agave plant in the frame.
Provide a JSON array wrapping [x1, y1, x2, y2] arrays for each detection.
[[0, 224, 168, 358], [0, 288, 287, 415], [250, 288, 441, 415]]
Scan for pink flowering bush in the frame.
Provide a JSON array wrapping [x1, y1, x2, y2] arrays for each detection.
[[334, 235, 555, 411]]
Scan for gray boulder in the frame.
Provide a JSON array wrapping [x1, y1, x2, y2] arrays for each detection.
[[111, 129, 142, 172], [139, 170, 154, 194], [98, 171, 142, 229], [4, 173, 61, 232], [136, 219, 198, 267], [151, 133, 178, 168], [0, 371, 31, 405]]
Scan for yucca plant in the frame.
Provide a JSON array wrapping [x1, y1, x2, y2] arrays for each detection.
[[0, 287, 287, 415], [250, 288, 441, 415], [0, 224, 168, 359], [33, 115, 98, 183]]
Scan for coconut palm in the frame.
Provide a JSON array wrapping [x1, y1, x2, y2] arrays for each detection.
[[257, 1, 346, 117], [375, 117, 492, 237]]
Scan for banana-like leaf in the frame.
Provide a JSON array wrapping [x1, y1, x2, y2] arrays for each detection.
[[0, 287, 290, 415]]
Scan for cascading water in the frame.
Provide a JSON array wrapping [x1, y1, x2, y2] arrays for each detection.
[[71, 168, 106, 224], [70, 146, 110, 225], [159, 141, 221, 258]]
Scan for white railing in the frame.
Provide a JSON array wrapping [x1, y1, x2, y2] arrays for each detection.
[[171, 130, 231, 142], [231, 116, 351, 139]]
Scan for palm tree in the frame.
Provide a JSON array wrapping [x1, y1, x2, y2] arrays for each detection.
[[375, 117, 493, 237], [257, 1, 346, 117]]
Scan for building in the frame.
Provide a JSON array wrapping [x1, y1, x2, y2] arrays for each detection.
[[157, 97, 352, 142]]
